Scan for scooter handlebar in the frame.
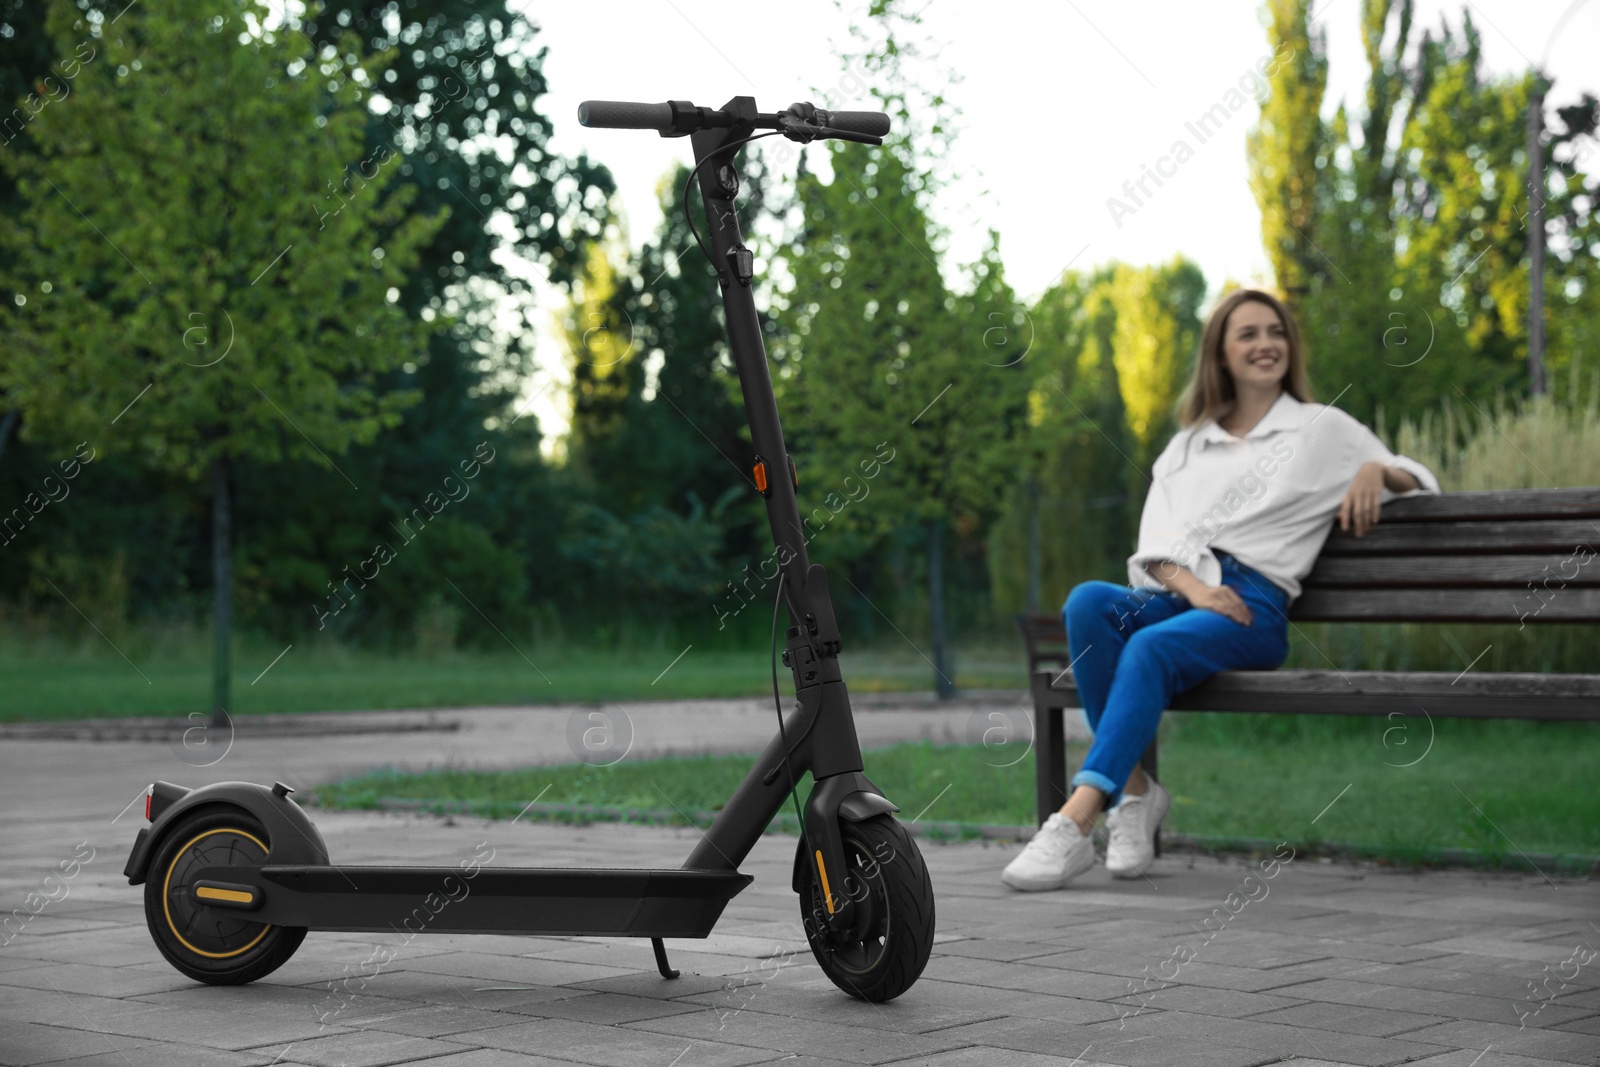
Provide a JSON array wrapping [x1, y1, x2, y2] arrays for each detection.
[[820, 110, 891, 137], [577, 98, 892, 142], [577, 100, 674, 132]]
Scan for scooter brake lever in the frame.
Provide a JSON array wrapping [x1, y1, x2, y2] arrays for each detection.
[[777, 116, 823, 143], [812, 127, 882, 146], [777, 116, 882, 147]]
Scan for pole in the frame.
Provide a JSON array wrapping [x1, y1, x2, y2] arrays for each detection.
[[1527, 77, 1548, 397], [1026, 476, 1040, 612], [211, 455, 232, 728]]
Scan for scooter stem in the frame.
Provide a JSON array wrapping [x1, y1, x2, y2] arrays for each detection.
[[684, 98, 874, 938], [688, 97, 841, 664]]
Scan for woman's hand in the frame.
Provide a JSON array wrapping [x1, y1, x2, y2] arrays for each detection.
[[1186, 584, 1254, 626], [1145, 560, 1253, 625], [1338, 461, 1388, 537]]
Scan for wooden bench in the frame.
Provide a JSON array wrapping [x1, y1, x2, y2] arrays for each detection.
[[1018, 487, 1600, 831]]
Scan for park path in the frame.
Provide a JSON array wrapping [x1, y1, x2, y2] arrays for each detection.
[[0, 689, 1054, 832], [2, 806, 1596, 1065], [2, 693, 1598, 1064]]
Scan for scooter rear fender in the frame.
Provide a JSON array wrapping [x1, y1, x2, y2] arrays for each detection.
[[124, 781, 330, 885]]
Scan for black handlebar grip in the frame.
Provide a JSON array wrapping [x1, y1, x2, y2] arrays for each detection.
[[824, 111, 891, 136], [577, 100, 673, 131]]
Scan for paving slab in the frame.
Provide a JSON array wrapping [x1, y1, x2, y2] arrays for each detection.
[[1402, 1053, 1600, 1067], [1085, 1007, 1459, 1066], [1390, 1019, 1600, 1063], [1263, 977, 1597, 1030], [2, 701, 1597, 1066]]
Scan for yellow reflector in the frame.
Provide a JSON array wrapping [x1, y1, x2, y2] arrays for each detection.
[[814, 850, 834, 914], [196, 886, 253, 904]]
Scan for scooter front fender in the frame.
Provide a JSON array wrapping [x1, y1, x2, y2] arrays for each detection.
[[124, 781, 329, 885], [790, 771, 898, 897]]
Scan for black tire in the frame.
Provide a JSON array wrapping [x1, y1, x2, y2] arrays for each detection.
[[797, 815, 935, 1003], [142, 808, 305, 985]]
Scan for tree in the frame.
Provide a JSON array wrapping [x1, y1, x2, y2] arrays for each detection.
[[556, 160, 781, 634], [565, 166, 757, 520], [766, 0, 1028, 696], [1249, 1, 1600, 434], [0, 0, 62, 460], [781, 142, 1026, 696], [0, 0, 444, 717], [300, 0, 615, 520], [1246, 0, 1329, 308], [302, 0, 611, 296], [985, 259, 1204, 619], [1107, 259, 1207, 456], [297, 0, 617, 647]]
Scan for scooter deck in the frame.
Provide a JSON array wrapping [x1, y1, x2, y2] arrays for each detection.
[[188, 864, 753, 938]]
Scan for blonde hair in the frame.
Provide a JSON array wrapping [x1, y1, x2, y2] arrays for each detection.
[[1175, 288, 1314, 429]]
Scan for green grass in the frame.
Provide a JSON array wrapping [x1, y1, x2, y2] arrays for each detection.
[[311, 715, 1600, 863], [0, 629, 1024, 721]]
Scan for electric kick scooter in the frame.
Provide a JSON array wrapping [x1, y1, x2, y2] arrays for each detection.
[[125, 96, 936, 1003]]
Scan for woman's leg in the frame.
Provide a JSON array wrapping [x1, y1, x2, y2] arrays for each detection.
[[1005, 569, 1289, 890], [1059, 581, 1188, 831], [1068, 569, 1290, 819], [1064, 580, 1187, 734], [1002, 582, 1187, 891]]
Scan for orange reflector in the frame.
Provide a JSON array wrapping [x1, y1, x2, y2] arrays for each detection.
[[753, 461, 768, 493], [814, 850, 835, 914]]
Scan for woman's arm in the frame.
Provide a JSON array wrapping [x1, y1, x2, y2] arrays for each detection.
[[1143, 559, 1254, 625], [1143, 559, 1206, 600], [1382, 465, 1422, 492], [1332, 410, 1441, 533], [1339, 460, 1422, 536]]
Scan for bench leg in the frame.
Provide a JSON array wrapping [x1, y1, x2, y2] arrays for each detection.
[[1035, 704, 1068, 826], [1139, 739, 1160, 858]]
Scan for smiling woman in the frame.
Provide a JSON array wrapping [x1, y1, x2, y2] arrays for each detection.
[[1001, 288, 1442, 894], [1130, 290, 1438, 605]]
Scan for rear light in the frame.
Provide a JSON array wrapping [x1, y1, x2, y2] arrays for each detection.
[[147, 781, 191, 822], [144, 786, 153, 822]]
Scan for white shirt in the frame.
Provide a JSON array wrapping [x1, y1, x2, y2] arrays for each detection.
[[1126, 391, 1441, 606]]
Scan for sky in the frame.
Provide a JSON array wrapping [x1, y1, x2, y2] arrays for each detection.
[[511, 0, 1600, 454]]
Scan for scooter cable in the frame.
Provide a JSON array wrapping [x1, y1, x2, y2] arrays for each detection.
[[771, 569, 807, 832], [760, 551, 827, 783], [681, 130, 787, 274]]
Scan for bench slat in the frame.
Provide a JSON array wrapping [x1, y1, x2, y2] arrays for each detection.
[[1376, 487, 1600, 522], [1304, 554, 1600, 586], [1318, 519, 1600, 555], [1037, 667, 1600, 720], [1016, 580, 1600, 632], [1290, 587, 1600, 622]]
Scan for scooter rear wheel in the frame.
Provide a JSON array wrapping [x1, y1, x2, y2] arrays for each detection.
[[143, 808, 305, 985], [798, 814, 934, 1003]]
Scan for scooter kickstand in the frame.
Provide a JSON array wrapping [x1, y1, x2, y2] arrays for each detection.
[[651, 937, 680, 979]]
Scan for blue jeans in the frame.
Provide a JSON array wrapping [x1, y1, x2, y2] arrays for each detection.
[[1062, 550, 1292, 807]]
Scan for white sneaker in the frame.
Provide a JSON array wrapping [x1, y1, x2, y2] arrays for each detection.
[[1105, 780, 1170, 879], [1000, 813, 1096, 891]]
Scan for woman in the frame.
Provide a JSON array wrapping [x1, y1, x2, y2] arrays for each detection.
[[1001, 288, 1441, 891]]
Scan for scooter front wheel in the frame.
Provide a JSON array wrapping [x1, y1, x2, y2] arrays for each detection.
[[143, 808, 306, 985], [798, 814, 934, 1003]]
